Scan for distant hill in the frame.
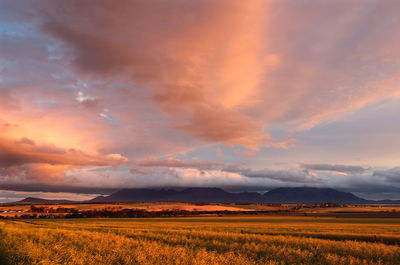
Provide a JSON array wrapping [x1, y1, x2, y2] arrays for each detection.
[[15, 197, 76, 204], [89, 187, 396, 204]]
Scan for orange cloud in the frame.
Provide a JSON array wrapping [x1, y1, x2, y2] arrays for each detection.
[[24, 164, 71, 181], [2, 0, 400, 191], [0, 117, 128, 184], [0, 135, 127, 168], [39, 0, 270, 148]]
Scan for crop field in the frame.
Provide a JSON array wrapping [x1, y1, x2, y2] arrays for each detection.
[[1, 217, 400, 265], [2, 203, 400, 219]]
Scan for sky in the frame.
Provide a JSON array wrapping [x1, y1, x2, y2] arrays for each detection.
[[1, 0, 400, 201]]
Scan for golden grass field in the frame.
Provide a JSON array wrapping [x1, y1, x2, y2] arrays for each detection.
[[1, 202, 399, 218], [0, 202, 261, 213], [1, 217, 400, 265]]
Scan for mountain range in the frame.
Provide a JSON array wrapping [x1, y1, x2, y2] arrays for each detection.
[[88, 187, 400, 204], [8, 187, 400, 205]]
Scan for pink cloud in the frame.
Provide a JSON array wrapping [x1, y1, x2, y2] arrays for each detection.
[[37, 0, 270, 148], [1, 1, 400, 190]]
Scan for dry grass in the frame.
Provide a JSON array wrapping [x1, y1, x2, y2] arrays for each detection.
[[1, 217, 400, 264], [2, 203, 399, 218], [0, 202, 254, 216]]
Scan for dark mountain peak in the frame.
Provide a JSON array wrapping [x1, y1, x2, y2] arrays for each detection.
[[19, 197, 47, 203], [89, 196, 108, 203], [179, 187, 229, 195], [166, 187, 236, 203], [264, 187, 368, 204], [183, 187, 225, 192], [94, 188, 177, 202], [267, 187, 335, 193]]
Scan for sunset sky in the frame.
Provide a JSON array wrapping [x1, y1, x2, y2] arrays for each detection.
[[1, 0, 400, 202]]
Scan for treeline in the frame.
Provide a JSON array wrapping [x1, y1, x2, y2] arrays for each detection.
[[30, 205, 78, 213], [67, 209, 195, 218], [0, 208, 276, 219]]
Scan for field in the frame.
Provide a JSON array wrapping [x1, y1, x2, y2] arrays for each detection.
[[1, 217, 400, 264], [2, 202, 400, 219], [0, 202, 257, 217]]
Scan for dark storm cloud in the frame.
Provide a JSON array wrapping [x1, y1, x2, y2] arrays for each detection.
[[300, 163, 368, 174], [222, 166, 317, 184], [138, 157, 222, 170], [373, 167, 400, 183]]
